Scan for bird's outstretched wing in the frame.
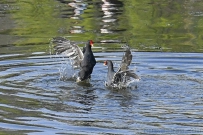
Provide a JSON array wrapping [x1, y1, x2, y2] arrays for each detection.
[[52, 37, 84, 68], [112, 46, 139, 83], [119, 45, 132, 71]]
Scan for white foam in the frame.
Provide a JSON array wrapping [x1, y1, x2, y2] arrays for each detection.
[[58, 59, 77, 81]]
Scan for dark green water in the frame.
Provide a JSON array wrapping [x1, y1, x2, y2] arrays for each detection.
[[1, 0, 203, 52], [0, 0, 203, 135]]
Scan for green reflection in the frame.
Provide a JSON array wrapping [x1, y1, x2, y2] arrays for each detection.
[[123, 0, 203, 52], [6, 0, 203, 52], [9, 0, 65, 45]]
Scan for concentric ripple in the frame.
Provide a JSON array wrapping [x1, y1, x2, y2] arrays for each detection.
[[0, 50, 203, 134]]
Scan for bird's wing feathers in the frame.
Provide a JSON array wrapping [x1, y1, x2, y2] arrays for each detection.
[[53, 37, 84, 68], [119, 46, 132, 71], [112, 46, 139, 83]]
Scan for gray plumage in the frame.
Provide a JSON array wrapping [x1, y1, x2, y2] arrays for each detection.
[[104, 47, 139, 87]]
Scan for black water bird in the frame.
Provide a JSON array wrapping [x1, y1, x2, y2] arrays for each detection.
[[53, 37, 96, 82]]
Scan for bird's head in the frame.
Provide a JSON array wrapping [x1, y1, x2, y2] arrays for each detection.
[[103, 60, 107, 66], [103, 60, 114, 67], [89, 40, 94, 47]]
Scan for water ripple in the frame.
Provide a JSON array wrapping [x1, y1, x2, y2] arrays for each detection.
[[0, 52, 203, 134]]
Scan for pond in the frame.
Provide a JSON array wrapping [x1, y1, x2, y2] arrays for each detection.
[[0, 0, 203, 134]]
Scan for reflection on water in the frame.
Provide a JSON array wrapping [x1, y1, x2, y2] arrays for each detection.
[[0, 0, 201, 51], [100, 0, 123, 33], [0, 0, 203, 134]]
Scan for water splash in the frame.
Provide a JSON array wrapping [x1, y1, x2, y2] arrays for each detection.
[[50, 39, 78, 81], [58, 58, 77, 81], [105, 75, 140, 90], [126, 78, 140, 89]]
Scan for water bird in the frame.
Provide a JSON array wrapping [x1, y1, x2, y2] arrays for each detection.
[[103, 46, 140, 88], [53, 37, 96, 82]]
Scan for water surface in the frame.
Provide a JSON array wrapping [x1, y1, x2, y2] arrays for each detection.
[[0, 47, 203, 134], [0, 0, 203, 134], [1, 0, 203, 52]]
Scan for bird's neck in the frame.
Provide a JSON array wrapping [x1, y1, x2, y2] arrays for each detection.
[[107, 64, 114, 72], [85, 45, 92, 52]]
